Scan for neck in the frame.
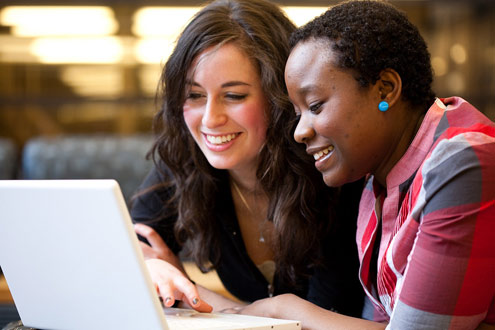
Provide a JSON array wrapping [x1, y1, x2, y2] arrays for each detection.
[[229, 169, 259, 194], [374, 106, 426, 186]]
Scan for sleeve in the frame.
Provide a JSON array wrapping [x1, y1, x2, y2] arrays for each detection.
[[130, 164, 182, 255], [388, 132, 495, 329], [306, 179, 365, 317]]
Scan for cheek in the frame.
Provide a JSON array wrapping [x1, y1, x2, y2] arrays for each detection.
[[241, 101, 268, 139], [182, 106, 200, 134], [314, 109, 339, 138]]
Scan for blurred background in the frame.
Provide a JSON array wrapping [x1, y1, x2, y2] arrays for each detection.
[[0, 0, 494, 150]]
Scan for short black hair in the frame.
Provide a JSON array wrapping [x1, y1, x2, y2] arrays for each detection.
[[290, 0, 435, 112]]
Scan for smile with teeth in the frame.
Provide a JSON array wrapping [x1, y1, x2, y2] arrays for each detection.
[[206, 133, 239, 145], [313, 145, 334, 161]]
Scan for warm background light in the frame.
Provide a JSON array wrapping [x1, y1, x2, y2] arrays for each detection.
[[432, 57, 448, 77], [0, 1, 492, 144], [60, 66, 124, 98], [132, 7, 200, 64], [0, 5, 331, 65], [131, 6, 328, 64], [29, 37, 123, 64], [0, 6, 118, 37], [282, 6, 328, 26], [450, 43, 467, 65], [132, 7, 200, 38], [135, 38, 175, 65]]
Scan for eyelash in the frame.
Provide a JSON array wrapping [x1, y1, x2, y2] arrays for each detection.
[[309, 102, 322, 113], [226, 93, 247, 101], [186, 93, 247, 101], [186, 92, 203, 100]]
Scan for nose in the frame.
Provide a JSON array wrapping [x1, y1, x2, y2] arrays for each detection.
[[294, 113, 315, 144], [202, 98, 228, 128]]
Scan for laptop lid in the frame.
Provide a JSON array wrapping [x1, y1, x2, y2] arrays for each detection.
[[0, 180, 300, 330], [0, 179, 168, 330]]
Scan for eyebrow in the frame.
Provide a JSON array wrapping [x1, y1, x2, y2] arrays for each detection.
[[294, 84, 319, 99], [287, 84, 319, 104], [221, 81, 251, 88], [186, 80, 251, 88], [299, 84, 318, 94]]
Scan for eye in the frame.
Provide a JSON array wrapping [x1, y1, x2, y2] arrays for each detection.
[[225, 93, 247, 101], [309, 102, 322, 113], [186, 92, 203, 100]]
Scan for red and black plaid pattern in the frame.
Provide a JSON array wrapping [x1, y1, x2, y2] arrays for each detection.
[[356, 97, 495, 329]]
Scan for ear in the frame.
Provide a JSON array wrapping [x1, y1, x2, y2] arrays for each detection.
[[376, 68, 402, 107]]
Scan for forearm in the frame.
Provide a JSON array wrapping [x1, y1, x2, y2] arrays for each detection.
[[244, 294, 385, 330]]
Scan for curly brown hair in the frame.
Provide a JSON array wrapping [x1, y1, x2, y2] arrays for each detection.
[[149, 0, 337, 283], [289, 0, 436, 112]]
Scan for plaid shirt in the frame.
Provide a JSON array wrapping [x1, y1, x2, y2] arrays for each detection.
[[356, 97, 495, 329]]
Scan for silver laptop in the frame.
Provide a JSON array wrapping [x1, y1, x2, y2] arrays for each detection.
[[0, 179, 300, 330]]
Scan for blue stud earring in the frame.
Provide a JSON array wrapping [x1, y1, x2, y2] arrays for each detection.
[[378, 101, 389, 112]]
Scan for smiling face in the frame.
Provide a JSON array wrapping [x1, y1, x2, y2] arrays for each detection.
[[285, 39, 393, 187], [182, 43, 269, 177]]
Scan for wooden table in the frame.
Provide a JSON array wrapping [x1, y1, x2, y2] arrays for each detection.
[[0, 275, 13, 303]]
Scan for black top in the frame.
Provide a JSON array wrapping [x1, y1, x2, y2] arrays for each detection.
[[130, 166, 364, 317]]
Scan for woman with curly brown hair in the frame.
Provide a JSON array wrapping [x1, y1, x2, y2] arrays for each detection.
[[131, 0, 364, 316], [238, 1, 495, 329]]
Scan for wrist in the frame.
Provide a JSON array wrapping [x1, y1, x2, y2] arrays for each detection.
[[269, 294, 284, 318], [271, 294, 297, 319]]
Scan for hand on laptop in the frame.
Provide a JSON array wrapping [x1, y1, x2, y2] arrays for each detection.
[[145, 258, 213, 313], [135, 224, 213, 313]]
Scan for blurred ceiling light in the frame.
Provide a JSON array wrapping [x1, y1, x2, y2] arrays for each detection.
[[0, 6, 118, 37], [282, 6, 329, 27], [450, 43, 467, 65], [132, 7, 200, 38], [135, 38, 175, 64], [432, 56, 448, 77], [131, 6, 328, 64], [132, 6, 330, 37], [30, 37, 123, 64]]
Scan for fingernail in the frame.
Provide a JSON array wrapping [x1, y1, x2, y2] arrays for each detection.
[[165, 297, 172, 305], [192, 298, 199, 305]]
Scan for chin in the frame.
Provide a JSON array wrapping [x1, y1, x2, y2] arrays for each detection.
[[322, 171, 347, 188], [207, 161, 231, 170]]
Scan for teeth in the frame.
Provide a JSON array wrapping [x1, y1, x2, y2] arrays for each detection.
[[313, 145, 334, 161], [206, 133, 238, 145]]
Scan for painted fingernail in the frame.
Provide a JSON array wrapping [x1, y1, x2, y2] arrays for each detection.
[[192, 298, 199, 305]]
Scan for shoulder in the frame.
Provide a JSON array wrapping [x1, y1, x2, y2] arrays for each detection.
[[410, 108, 495, 220], [422, 97, 495, 183]]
